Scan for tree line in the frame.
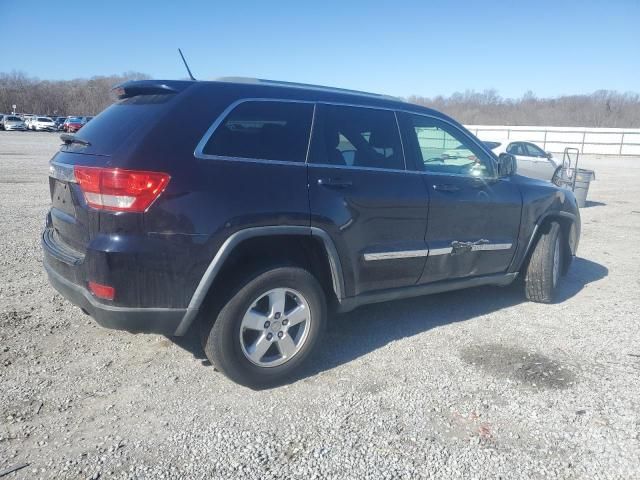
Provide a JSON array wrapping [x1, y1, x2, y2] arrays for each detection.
[[0, 71, 150, 117], [1, 71, 639, 127], [408, 89, 640, 128]]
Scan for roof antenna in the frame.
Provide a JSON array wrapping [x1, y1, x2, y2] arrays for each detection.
[[178, 48, 196, 81]]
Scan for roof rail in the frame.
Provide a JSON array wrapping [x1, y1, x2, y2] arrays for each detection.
[[214, 77, 403, 102]]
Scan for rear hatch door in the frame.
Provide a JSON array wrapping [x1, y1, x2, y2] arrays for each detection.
[[48, 80, 193, 253]]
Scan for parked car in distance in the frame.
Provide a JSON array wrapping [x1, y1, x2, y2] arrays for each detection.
[[62, 117, 85, 133], [42, 78, 581, 388], [2, 115, 27, 131], [24, 116, 34, 130], [490, 141, 560, 182], [31, 116, 57, 132], [54, 117, 67, 130]]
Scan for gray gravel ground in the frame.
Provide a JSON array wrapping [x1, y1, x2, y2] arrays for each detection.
[[1, 131, 639, 479]]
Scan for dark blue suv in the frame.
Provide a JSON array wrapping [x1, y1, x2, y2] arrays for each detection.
[[42, 78, 580, 388]]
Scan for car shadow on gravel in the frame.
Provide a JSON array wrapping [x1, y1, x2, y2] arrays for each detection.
[[583, 200, 606, 208], [169, 257, 607, 385]]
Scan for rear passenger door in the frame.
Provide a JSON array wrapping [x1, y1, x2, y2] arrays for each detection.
[[307, 104, 430, 296], [195, 100, 314, 231]]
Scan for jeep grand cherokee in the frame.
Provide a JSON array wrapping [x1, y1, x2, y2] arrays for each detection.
[[42, 78, 580, 388]]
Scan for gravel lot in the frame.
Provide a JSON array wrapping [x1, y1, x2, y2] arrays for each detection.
[[1, 131, 639, 479]]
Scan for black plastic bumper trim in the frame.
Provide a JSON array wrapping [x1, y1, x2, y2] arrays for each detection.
[[44, 260, 187, 336]]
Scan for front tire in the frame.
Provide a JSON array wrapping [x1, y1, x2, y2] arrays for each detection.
[[524, 222, 563, 303], [201, 267, 326, 389]]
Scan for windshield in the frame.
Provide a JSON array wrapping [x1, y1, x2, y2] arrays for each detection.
[[7, 116, 21, 122], [38, 117, 53, 122]]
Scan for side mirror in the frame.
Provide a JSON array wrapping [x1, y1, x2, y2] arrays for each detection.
[[497, 153, 517, 177], [546, 152, 553, 159]]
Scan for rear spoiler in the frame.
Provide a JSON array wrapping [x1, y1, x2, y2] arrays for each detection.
[[112, 80, 193, 99]]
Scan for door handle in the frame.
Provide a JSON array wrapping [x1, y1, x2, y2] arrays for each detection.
[[317, 178, 353, 188], [433, 184, 460, 192]]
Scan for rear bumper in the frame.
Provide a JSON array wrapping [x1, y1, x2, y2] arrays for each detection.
[[44, 260, 186, 335]]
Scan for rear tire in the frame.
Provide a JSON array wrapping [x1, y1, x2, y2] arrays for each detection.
[[201, 266, 326, 389], [524, 222, 563, 303]]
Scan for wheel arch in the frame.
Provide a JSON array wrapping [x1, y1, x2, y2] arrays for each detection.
[[173, 226, 344, 335], [517, 211, 578, 275]]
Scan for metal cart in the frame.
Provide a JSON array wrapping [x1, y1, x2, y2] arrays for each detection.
[[552, 147, 596, 208]]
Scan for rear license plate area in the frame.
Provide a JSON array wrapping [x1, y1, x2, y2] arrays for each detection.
[[51, 178, 76, 217]]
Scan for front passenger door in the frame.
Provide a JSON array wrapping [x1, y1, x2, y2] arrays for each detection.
[[399, 113, 522, 283]]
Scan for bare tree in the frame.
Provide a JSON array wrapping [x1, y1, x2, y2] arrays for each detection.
[[2, 71, 639, 127], [408, 90, 640, 128], [0, 71, 150, 116]]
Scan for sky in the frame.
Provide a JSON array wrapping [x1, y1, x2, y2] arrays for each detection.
[[1, 0, 638, 99]]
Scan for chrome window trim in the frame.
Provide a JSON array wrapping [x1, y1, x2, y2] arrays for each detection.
[[403, 111, 498, 179], [394, 111, 408, 170], [193, 97, 497, 177], [193, 155, 308, 167], [307, 102, 408, 171], [193, 98, 316, 164], [307, 163, 409, 175]]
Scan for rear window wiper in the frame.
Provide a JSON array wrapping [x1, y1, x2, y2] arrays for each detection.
[[60, 133, 91, 147]]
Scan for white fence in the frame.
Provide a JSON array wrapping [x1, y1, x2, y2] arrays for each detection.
[[464, 125, 640, 156]]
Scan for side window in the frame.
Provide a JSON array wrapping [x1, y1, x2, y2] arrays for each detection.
[[524, 143, 545, 157], [506, 143, 521, 155], [202, 101, 314, 162], [309, 104, 405, 170], [405, 114, 494, 177]]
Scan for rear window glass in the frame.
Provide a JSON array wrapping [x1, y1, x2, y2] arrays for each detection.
[[202, 101, 314, 162], [70, 94, 175, 154], [38, 117, 52, 122]]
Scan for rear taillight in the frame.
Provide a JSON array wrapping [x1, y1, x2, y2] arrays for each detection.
[[74, 166, 170, 213]]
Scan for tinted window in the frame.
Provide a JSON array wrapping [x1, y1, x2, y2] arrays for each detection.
[[66, 95, 176, 155], [506, 143, 524, 155], [405, 114, 494, 177], [524, 143, 545, 157], [203, 101, 314, 162], [7, 116, 21, 121], [310, 104, 404, 170]]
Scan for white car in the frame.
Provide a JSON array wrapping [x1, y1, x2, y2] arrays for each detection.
[[31, 116, 57, 132], [490, 141, 560, 182], [1, 115, 27, 131], [23, 116, 35, 129]]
